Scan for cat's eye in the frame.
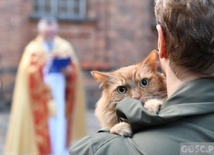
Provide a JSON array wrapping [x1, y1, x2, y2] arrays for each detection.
[[117, 86, 127, 94], [140, 78, 150, 88]]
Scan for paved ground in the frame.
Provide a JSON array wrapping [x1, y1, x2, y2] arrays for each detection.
[[0, 112, 8, 154], [0, 109, 100, 154]]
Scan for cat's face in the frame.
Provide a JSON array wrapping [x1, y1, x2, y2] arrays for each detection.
[[92, 50, 167, 128]]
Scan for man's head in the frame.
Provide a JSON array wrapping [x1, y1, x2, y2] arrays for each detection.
[[37, 17, 58, 40], [155, 0, 214, 76]]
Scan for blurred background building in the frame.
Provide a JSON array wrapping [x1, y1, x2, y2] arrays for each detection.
[[0, 0, 157, 109]]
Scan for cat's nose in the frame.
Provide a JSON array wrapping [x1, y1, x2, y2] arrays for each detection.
[[133, 96, 141, 100]]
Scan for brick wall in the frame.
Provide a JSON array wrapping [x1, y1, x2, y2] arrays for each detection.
[[0, 0, 157, 109], [105, 0, 157, 67], [0, 0, 29, 106]]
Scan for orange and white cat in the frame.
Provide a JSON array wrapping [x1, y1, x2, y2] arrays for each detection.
[[91, 50, 167, 137]]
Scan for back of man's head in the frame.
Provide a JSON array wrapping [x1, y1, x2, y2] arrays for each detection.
[[155, 0, 214, 75], [38, 16, 58, 31]]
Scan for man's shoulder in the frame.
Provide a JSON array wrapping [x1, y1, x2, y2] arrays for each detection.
[[55, 36, 71, 47], [69, 130, 142, 155], [70, 131, 121, 152], [21, 41, 38, 57], [24, 39, 40, 51], [26, 39, 37, 47]]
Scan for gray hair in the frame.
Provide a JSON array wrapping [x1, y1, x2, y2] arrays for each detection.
[[37, 17, 58, 31]]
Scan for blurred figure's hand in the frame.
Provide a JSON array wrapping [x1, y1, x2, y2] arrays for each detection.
[[44, 53, 60, 65], [61, 66, 72, 76]]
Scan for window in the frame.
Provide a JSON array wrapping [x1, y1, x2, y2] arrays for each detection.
[[33, 0, 86, 20]]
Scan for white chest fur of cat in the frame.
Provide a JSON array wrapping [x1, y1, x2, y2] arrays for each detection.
[[91, 50, 167, 137]]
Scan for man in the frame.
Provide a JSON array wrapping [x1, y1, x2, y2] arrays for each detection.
[[5, 17, 87, 155], [69, 0, 214, 154]]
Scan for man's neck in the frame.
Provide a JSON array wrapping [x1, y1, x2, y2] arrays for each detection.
[[166, 66, 203, 97], [43, 38, 54, 43]]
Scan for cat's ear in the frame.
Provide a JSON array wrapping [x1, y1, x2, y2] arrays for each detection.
[[141, 50, 158, 71], [91, 71, 111, 84]]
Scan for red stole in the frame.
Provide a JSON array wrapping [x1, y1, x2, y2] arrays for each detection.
[[27, 53, 76, 154]]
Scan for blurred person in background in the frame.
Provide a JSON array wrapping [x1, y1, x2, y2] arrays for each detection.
[[4, 17, 86, 155]]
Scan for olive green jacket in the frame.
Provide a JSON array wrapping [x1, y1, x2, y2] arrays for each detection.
[[70, 78, 214, 155]]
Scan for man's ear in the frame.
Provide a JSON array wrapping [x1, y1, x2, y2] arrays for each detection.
[[91, 71, 110, 84], [141, 50, 158, 71], [156, 24, 167, 59]]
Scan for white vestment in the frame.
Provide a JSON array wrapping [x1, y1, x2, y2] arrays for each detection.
[[43, 41, 68, 155]]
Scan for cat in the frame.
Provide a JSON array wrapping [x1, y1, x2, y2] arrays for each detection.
[[91, 50, 167, 137]]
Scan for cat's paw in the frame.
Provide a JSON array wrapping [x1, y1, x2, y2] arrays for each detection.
[[144, 99, 163, 114], [110, 122, 132, 137]]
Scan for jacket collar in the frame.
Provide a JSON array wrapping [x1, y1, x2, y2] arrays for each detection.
[[163, 77, 214, 108], [159, 77, 214, 121], [116, 77, 214, 131]]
